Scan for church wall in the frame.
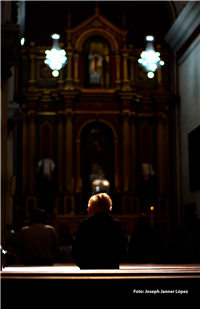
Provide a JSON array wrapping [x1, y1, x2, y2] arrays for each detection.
[[165, 1, 200, 228], [179, 35, 200, 218]]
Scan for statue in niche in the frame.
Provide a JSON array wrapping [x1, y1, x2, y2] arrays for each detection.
[[87, 128, 110, 194], [141, 163, 155, 181], [36, 152, 56, 192], [88, 42, 103, 85]]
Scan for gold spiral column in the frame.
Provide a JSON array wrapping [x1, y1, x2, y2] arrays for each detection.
[[157, 114, 166, 194], [57, 113, 64, 192], [27, 112, 36, 194], [64, 110, 73, 192]]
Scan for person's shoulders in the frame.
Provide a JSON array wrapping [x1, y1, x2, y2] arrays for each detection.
[[21, 225, 29, 230], [44, 224, 54, 228], [44, 224, 56, 231], [20, 226, 29, 233]]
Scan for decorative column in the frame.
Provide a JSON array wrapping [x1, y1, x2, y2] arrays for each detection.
[[76, 138, 81, 192], [57, 113, 64, 192], [122, 53, 131, 91], [74, 53, 80, 89], [130, 112, 136, 192], [57, 67, 64, 89], [129, 57, 136, 91], [27, 112, 36, 194], [28, 42, 36, 90], [64, 109, 73, 192], [22, 108, 28, 194], [122, 110, 131, 191], [156, 45, 164, 91], [65, 51, 74, 90], [115, 54, 121, 89], [114, 139, 119, 190], [157, 113, 166, 194]]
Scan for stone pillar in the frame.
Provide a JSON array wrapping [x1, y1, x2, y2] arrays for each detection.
[[57, 113, 64, 192], [64, 110, 73, 192], [122, 110, 131, 191], [27, 112, 36, 194], [115, 54, 121, 89], [157, 114, 166, 194], [130, 113, 136, 192], [65, 51, 74, 90]]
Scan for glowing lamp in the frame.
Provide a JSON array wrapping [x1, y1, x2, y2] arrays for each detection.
[[138, 35, 165, 79], [44, 34, 67, 77]]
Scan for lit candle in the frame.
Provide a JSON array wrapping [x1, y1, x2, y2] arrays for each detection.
[[150, 206, 154, 228]]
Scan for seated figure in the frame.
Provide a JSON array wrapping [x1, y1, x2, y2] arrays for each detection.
[[18, 209, 60, 265], [71, 193, 124, 269]]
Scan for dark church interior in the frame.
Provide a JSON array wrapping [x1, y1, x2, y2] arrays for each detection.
[[1, 1, 200, 306]]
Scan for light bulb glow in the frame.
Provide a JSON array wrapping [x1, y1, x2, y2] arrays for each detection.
[[146, 35, 154, 41], [52, 70, 59, 77], [147, 72, 154, 78], [52, 34, 60, 40], [20, 37, 25, 46]]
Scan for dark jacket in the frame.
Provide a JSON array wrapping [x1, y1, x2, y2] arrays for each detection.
[[71, 214, 124, 269]]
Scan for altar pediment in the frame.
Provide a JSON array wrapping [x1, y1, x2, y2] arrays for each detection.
[[65, 6, 129, 52]]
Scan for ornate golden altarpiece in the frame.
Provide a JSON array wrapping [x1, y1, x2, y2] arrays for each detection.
[[19, 7, 174, 244]]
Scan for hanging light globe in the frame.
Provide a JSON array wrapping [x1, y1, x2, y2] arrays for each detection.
[[44, 34, 67, 77], [138, 35, 165, 79]]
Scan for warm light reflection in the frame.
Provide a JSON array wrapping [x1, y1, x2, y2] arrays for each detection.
[[150, 206, 154, 211]]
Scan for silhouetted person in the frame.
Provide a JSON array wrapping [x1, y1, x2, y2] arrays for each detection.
[[161, 225, 196, 264], [128, 213, 161, 263], [71, 193, 124, 269], [59, 233, 74, 263], [18, 209, 60, 265]]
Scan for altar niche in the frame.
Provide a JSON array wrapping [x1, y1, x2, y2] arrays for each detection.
[[82, 35, 111, 89], [80, 121, 114, 197]]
